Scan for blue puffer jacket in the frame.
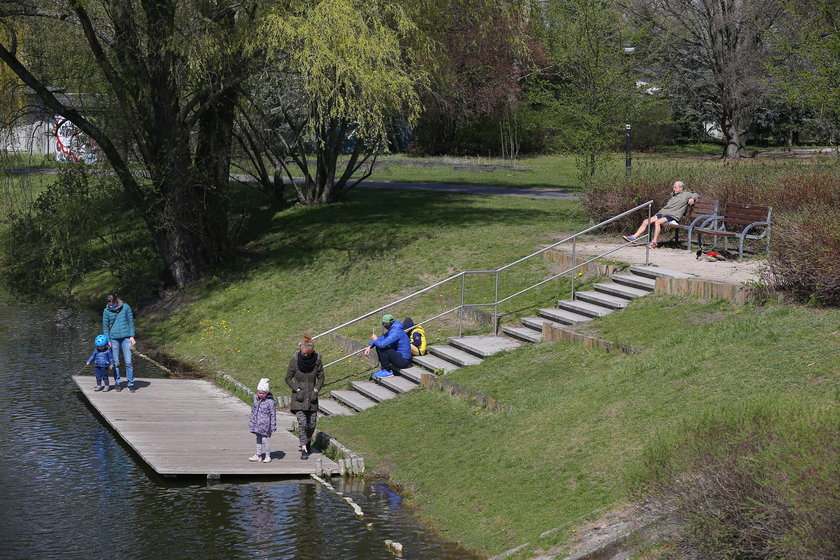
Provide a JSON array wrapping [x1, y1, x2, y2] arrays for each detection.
[[88, 347, 115, 368], [370, 320, 412, 359], [102, 302, 135, 340]]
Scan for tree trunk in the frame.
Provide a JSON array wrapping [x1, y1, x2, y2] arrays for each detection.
[[721, 107, 746, 159]]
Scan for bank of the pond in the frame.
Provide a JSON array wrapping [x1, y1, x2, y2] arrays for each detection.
[[5, 181, 838, 557]]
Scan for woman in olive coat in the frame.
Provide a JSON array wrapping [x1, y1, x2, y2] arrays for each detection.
[[285, 335, 324, 460]]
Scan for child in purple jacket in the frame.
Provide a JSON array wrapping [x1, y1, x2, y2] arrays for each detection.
[[86, 334, 115, 391], [249, 378, 277, 463]]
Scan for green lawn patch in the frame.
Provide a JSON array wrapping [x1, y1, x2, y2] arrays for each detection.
[[321, 298, 839, 556], [137, 188, 588, 392]]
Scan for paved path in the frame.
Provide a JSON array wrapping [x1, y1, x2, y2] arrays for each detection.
[[5, 167, 580, 200], [353, 179, 580, 200], [72, 376, 339, 477]]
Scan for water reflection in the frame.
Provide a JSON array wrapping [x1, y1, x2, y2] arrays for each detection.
[[0, 290, 476, 560]]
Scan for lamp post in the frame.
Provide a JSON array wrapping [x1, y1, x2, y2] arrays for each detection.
[[623, 47, 635, 178]]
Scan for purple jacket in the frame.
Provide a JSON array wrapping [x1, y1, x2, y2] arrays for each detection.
[[249, 393, 277, 437]]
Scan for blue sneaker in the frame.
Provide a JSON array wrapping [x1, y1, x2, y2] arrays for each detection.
[[622, 235, 638, 244], [372, 369, 394, 379]]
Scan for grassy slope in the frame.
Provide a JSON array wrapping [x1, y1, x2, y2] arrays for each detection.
[[140, 189, 588, 392], [321, 298, 840, 556]]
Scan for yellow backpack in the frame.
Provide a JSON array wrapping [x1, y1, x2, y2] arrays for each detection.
[[409, 324, 427, 356]]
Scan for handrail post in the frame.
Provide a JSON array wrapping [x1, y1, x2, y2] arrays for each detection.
[[493, 270, 499, 335], [459, 273, 465, 338], [571, 236, 577, 300], [645, 201, 651, 265]]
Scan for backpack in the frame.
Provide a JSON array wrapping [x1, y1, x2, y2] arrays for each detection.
[[409, 324, 427, 356]]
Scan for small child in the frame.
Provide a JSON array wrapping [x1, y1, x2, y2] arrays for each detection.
[[249, 378, 277, 463], [86, 334, 115, 391]]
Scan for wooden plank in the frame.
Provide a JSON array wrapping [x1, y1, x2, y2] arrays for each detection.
[[73, 376, 339, 477]]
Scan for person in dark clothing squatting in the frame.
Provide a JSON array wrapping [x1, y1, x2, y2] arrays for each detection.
[[364, 314, 412, 379]]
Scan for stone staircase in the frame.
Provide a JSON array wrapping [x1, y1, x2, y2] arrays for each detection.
[[319, 265, 690, 416]]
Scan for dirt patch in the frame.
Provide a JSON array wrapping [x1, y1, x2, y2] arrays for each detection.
[[687, 311, 727, 325]]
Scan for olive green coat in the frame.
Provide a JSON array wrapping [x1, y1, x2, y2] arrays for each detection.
[[285, 352, 324, 412]]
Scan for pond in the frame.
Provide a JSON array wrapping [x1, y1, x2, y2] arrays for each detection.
[[0, 289, 475, 559]]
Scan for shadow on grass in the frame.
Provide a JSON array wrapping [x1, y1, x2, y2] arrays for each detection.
[[230, 188, 565, 277]]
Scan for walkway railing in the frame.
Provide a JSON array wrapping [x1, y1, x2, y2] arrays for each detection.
[[313, 201, 653, 369]]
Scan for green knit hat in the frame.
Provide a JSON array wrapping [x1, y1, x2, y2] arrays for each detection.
[[381, 314, 395, 324]]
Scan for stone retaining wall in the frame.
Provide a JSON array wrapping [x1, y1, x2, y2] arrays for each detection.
[[654, 277, 762, 304], [543, 323, 643, 355]]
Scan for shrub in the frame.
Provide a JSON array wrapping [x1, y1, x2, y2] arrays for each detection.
[[632, 399, 839, 560], [0, 167, 157, 297]]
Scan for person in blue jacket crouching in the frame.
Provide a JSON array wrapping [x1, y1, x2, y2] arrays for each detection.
[[364, 314, 412, 379]]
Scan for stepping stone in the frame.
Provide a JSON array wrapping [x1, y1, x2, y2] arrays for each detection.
[[538, 308, 592, 325], [575, 290, 631, 309], [611, 273, 656, 291], [377, 375, 418, 393], [556, 299, 614, 318], [502, 325, 542, 343], [593, 282, 650, 300], [319, 398, 355, 416], [330, 390, 377, 412], [629, 265, 692, 280], [447, 335, 521, 358], [351, 381, 396, 402], [428, 344, 484, 367], [398, 366, 430, 384], [413, 354, 461, 374]]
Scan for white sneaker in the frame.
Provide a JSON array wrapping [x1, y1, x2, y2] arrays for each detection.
[[248, 454, 261, 462], [262, 454, 272, 463]]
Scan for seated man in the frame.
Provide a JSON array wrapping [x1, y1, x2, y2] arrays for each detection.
[[622, 180, 699, 248], [364, 314, 412, 379]]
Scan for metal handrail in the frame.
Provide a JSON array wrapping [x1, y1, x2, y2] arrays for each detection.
[[312, 200, 653, 367]]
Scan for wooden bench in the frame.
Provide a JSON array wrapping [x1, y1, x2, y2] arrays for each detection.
[[689, 201, 772, 259], [665, 198, 720, 248]]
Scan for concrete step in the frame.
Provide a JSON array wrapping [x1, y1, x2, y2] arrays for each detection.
[[319, 398, 356, 416], [398, 366, 430, 384], [330, 390, 377, 412], [413, 354, 461, 374], [575, 290, 631, 310], [447, 335, 522, 358], [351, 381, 397, 403], [628, 265, 692, 280], [537, 308, 592, 325], [428, 345, 484, 367], [557, 299, 614, 318], [502, 325, 542, 343], [521, 316, 573, 332], [377, 375, 419, 393], [593, 282, 650, 300], [611, 273, 656, 291]]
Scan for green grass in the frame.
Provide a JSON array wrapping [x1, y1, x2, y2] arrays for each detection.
[[359, 154, 585, 190], [134, 188, 589, 392], [321, 297, 839, 556], [4, 155, 838, 558]]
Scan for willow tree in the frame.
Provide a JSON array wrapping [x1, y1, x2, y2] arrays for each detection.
[[244, 0, 423, 205], [0, 0, 264, 288]]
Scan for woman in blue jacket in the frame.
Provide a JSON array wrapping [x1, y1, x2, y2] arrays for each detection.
[[102, 293, 137, 392], [363, 314, 412, 379]]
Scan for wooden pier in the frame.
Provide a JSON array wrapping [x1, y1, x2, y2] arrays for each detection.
[[72, 376, 339, 477]]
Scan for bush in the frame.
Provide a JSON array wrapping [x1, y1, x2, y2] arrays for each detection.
[[0, 167, 158, 297], [632, 400, 839, 560], [582, 161, 840, 306]]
